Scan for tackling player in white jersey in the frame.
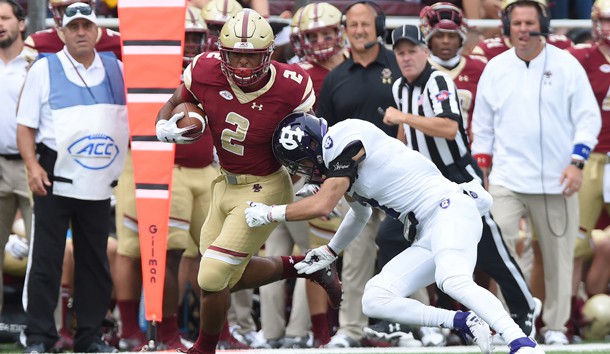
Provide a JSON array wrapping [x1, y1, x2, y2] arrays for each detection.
[[245, 113, 545, 354]]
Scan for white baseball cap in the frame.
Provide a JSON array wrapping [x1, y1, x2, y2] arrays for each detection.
[[62, 2, 97, 27]]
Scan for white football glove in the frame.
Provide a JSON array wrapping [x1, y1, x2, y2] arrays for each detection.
[[156, 112, 196, 144], [244, 202, 287, 227], [6, 234, 29, 260], [295, 183, 320, 197], [293, 246, 338, 274]]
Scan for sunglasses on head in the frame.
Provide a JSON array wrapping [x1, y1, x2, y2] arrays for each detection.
[[65, 4, 93, 17]]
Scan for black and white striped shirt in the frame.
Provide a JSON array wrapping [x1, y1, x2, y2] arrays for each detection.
[[392, 62, 482, 184]]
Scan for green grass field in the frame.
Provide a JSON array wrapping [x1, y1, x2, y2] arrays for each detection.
[[3, 343, 609, 354]]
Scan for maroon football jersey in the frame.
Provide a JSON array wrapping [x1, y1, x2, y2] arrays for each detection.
[[24, 27, 122, 60], [569, 44, 610, 153], [183, 53, 314, 175], [429, 55, 486, 138], [472, 34, 572, 60], [175, 129, 215, 168], [297, 60, 330, 111]]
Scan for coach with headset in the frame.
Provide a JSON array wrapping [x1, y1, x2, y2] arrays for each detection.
[[471, 0, 600, 345], [315, 0, 406, 348]]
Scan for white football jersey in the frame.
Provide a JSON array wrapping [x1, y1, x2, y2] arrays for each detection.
[[323, 119, 461, 224]]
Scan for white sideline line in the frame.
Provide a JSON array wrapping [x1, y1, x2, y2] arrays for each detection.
[[116, 343, 610, 354], [226, 344, 610, 353]]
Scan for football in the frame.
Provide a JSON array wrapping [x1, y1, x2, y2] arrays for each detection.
[[172, 102, 206, 140]]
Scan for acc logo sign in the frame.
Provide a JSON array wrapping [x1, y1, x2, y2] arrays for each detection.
[[278, 126, 305, 151], [68, 134, 119, 170]]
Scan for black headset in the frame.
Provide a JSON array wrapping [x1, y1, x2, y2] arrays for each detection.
[[341, 0, 386, 38], [501, 1, 550, 37]]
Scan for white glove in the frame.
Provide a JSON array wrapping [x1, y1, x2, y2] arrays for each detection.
[[295, 183, 320, 197], [245, 202, 287, 227], [293, 246, 338, 274], [156, 112, 196, 144], [6, 234, 29, 259]]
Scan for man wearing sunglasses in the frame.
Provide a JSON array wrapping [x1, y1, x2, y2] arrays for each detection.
[[16, 3, 128, 353], [23, 0, 121, 62]]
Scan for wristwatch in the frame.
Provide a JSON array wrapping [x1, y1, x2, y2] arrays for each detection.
[[570, 159, 585, 170]]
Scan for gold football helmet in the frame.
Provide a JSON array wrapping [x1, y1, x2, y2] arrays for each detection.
[[581, 294, 610, 340], [49, 0, 95, 27], [184, 6, 208, 68], [593, 0, 610, 45], [218, 9, 275, 87], [290, 7, 305, 59], [298, 3, 343, 62], [420, 2, 468, 46], [201, 0, 243, 50]]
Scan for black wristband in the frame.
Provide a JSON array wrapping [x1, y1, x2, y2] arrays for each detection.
[[326, 245, 338, 257], [570, 159, 585, 170]]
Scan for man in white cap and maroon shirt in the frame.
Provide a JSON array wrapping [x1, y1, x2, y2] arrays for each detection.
[[17, 2, 127, 352]]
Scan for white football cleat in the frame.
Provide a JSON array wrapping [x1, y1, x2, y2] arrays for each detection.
[[453, 311, 494, 354], [509, 337, 545, 354]]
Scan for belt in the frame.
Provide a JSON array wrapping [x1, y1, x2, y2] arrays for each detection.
[[221, 171, 265, 185], [0, 153, 22, 160]]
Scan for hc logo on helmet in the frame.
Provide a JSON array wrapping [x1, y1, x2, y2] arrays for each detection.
[[279, 126, 305, 151], [68, 134, 120, 170]]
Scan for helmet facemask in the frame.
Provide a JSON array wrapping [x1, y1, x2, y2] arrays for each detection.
[[593, 0, 610, 46], [420, 2, 468, 48], [218, 9, 275, 87], [300, 26, 343, 62], [298, 3, 343, 63]]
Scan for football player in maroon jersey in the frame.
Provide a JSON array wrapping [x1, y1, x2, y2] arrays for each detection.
[[292, 2, 346, 346], [420, 2, 486, 140], [23, 0, 121, 61], [201, 0, 243, 51], [471, 0, 572, 60], [295, 2, 346, 110], [155, 10, 341, 354], [567, 0, 610, 337]]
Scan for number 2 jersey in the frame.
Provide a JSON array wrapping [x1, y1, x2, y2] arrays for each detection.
[[183, 53, 315, 175], [323, 119, 460, 224]]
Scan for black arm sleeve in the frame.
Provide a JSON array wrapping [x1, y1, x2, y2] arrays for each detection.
[[326, 141, 364, 187]]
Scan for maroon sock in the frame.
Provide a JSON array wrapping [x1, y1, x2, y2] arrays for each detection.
[[218, 320, 231, 340], [280, 255, 305, 279], [195, 328, 221, 354], [118, 300, 141, 338], [60, 286, 72, 333], [158, 314, 179, 343], [311, 313, 330, 345]]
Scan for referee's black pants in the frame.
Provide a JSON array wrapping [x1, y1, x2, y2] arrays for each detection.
[[25, 192, 112, 351], [376, 214, 534, 334]]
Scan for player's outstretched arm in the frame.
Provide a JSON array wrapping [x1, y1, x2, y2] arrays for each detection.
[[245, 176, 350, 227]]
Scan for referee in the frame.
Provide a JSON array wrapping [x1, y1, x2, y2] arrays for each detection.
[[381, 24, 540, 340]]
